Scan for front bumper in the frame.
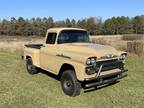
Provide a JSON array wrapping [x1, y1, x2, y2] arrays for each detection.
[[84, 69, 128, 88]]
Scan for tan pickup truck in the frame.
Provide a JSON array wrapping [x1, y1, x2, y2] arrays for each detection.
[[23, 28, 128, 96]]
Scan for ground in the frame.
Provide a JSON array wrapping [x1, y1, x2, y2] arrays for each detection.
[[0, 51, 144, 108]]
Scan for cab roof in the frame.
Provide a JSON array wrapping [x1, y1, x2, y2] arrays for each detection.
[[47, 28, 86, 33]]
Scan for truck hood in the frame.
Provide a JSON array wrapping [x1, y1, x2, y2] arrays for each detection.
[[58, 43, 125, 63]]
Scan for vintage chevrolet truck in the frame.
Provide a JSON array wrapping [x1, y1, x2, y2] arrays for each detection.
[[23, 28, 128, 96]]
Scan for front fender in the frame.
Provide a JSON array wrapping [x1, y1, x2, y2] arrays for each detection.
[[58, 59, 97, 81]]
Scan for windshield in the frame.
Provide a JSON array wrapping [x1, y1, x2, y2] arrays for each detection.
[[58, 30, 90, 44]]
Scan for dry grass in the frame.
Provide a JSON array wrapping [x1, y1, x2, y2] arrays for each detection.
[[127, 41, 144, 56], [122, 34, 144, 41], [91, 38, 110, 45], [0, 36, 43, 51]]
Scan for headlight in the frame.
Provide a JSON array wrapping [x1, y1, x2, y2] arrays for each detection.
[[91, 58, 96, 64], [86, 57, 96, 65], [119, 54, 127, 61], [86, 58, 91, 65]]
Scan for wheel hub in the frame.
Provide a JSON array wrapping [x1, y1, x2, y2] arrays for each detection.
[[64, 80, 72, 89]]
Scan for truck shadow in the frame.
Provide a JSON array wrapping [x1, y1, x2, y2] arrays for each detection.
[[39, 69, 120, 93], [83, 81, 120, 93], [39, 69, 60, 81]]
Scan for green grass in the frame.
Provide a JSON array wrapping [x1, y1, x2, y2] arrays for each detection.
[[0, 51, 144, 108]]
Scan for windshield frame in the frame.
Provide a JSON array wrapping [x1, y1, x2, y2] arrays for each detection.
[[57, 30, 90, 44]]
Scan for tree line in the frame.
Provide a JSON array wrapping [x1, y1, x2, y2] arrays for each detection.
[[0, 15, 144, 36]]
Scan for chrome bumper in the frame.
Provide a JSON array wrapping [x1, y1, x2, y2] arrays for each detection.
[[84, 69, 128, 88]]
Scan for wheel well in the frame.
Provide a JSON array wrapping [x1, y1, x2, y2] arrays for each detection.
[[58, 63, 75, 78]]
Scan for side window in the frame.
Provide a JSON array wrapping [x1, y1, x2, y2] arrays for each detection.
[[46, 33, 57, 44]]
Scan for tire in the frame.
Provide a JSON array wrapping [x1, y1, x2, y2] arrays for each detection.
[[61, 70, 81, 97], [26, 58, 38, 75]]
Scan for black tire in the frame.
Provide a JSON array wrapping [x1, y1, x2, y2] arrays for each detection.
[[26, 58, 38, 75], [61, 70, 81, 97]]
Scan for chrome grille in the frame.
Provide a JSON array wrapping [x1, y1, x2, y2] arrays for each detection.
[[96, 59, 123, 72]]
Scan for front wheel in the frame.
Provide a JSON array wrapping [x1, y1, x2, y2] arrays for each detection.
[[61, 70, 81, 97], [26, 58, 38, 75]]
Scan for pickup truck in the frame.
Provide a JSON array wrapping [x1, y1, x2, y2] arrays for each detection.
[[23, 28, 128, 96]]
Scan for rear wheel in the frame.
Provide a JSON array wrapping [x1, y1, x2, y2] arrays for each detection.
[[61, 70, 81, 97], [26, 58, 38, 75]]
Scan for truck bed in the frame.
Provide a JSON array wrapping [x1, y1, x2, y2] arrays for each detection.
[[25, 44, 43, 49]]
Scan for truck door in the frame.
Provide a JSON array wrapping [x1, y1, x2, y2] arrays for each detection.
[[40, 32, 59, 73]]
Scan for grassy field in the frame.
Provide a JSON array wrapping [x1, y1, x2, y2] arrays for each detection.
[[0, 51, 144, 108]]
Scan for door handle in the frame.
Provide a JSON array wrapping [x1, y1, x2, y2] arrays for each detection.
[[56, 54, 62, 56]]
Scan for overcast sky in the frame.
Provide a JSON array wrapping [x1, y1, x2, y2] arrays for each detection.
[[0, 0, 143, 20]]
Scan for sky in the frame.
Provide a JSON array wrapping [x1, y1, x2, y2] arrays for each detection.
[[0, 0, 144, 21]]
